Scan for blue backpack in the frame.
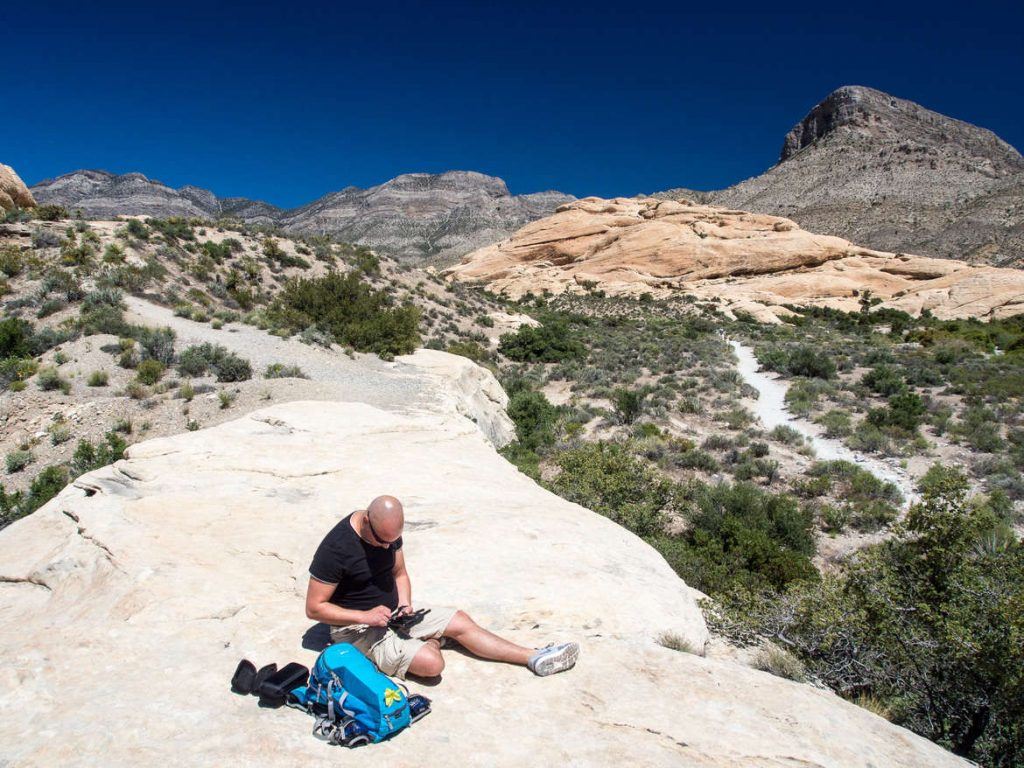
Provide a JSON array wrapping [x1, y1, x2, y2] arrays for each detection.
[[289, 643, 430, 747]]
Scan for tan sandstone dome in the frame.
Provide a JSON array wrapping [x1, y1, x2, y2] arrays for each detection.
[[445, 197, 1024, 321], [0, 396, 970, 766], [0, 163, 36, 211]]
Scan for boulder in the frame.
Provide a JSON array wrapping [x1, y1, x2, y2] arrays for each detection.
[[445, 197, 1024, 321], [0, 401, 968, 766], [0, 164, 35, 211]]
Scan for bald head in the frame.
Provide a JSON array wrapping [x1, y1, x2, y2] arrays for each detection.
[[366, 495, 404, 544]]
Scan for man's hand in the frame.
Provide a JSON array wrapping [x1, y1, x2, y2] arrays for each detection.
[[395, 604, 413, 617], [362, 605, 393, 628]]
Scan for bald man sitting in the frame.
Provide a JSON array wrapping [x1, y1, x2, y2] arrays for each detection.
[[305, 495, 579, 679]]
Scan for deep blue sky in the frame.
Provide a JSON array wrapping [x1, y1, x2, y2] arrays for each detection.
[[3, 0, 1022, 208]]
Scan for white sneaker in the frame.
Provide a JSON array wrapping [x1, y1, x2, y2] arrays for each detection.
[[528, 642, 580, 676]]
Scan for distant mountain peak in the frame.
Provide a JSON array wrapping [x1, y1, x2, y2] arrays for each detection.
[[780, 85, 1024, 170]]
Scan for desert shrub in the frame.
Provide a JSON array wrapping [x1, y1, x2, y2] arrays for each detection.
[[547, 442, 673, 537], [753, 647, 806, 682], [5, 450, 34, 473], [656, 632, 696, 654], [134, 326, 176, 365], [264, 272, 420, 358], [499, 441, 542, 481], [213, 352, 252, 382], [785, 345, 836, 379], [264, 363, 307, 379], [0, 317, 33, 358], [33, 204, 67, 222], [867, 391, 926, 432], [672, 449, 720, 472], [48, 422, 72, 445], [507, 389, 557, 451], [806, 461, 902, 532], [147, 217, 194, 241], [816, 409, 852, 438], [36, 366, 69, 393], [612, 387, 645, 424], [199, 240, 233, 262], [135, 359, 165, 385], [769, 425, 804, 445], [498, 320, 584, 363], [124, 218, 149, 240], [446, 340, 490, 363], [71, 432, 128, 476], [952, 405, 1004, 453], [0, 465, 69, 527], [862, 364, 906, 396], [0, 246, 23, 277], [78, 302, 130, 337], [654, 481, 816, 594], [720, 406, 754, 430], [176, 343, 251, 382], [87, 370, 109, 387]]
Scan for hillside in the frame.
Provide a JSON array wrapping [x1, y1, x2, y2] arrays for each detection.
[[659, 85, 1024, 266], [29, 170, 573, 263]]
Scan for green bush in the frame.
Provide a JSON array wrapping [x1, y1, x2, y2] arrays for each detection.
[[135, 359, 165, 385], [547, 442, 672, 538], [264, 363, 307, 379], [816, 409, 852, 438], [612, 387, 645, 425], [34, 204, 67, 222], [0, 465, 69, 527], [5, 450, 34, 474], [446, 340, 490, 363], [37, 366, 69, 393], [862, 364, 906, 395], [867, 390, 926, 432], [0, 246, 23, 277], [87, 370, 109, 387], [72, 432, 127, 477], [785, 345, 836, 379], [498, 320, 584, 363], [0, 317, 33, 358], [264, 272, 420, 358], [124, 218, 149, 240], [655, 481, 817, 594], [507, 390, 557, 452], [176, 343, 252, 382]]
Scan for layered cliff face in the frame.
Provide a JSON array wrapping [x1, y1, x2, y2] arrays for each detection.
[[0, 163, 35, 211], [661, 86, 1024, 266], [0, 397, 970, 767], [30, 169, 282, 223], [279, 171, 574, 264], [445, 197, 1024, 322], [29, 169, 573, 263]]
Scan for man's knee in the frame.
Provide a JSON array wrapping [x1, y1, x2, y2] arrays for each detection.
[[443, 609, 476, 638], [408, 644, 445, 677]]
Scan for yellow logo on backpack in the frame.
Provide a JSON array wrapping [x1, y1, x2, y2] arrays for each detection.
[[384, 687, 403, 707]]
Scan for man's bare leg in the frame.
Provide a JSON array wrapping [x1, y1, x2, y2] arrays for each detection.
[[442, 610, 533, 665]]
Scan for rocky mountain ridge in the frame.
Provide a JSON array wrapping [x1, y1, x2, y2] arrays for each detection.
[[446, 196, 1024, 322], [659, 85, 1024, 266], [30, 169, 573, 263]]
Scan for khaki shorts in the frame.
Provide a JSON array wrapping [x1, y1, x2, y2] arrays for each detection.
[[329, 605, 457, 679]]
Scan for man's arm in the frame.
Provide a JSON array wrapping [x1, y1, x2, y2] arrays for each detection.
[[393, 548, 412, 613], [305, 578, 390, 627]]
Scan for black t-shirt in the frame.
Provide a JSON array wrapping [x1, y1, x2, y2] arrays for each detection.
[[308, 513, 403, 611]]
